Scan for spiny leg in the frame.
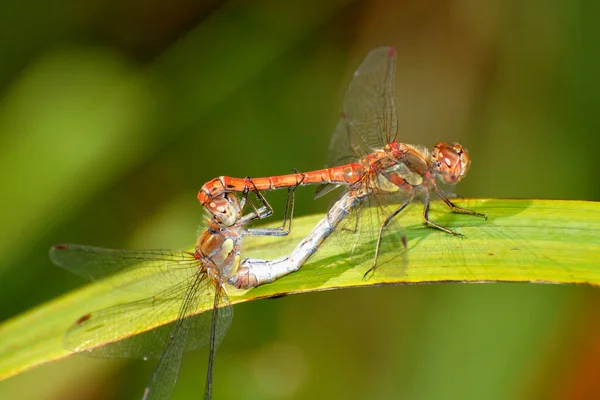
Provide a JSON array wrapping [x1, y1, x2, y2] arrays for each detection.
[[423, 192, 463, 236], [242, 178, 274, 221], [278, 187, 296, 234], [243, 171, 304, 237], [276, 169, 304, 234], [435, 187, 488, 220], [363, 193, 413, 280], [244, 187, 296, 237]]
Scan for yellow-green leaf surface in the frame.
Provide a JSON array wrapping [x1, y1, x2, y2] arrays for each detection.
[[1, 199, 599, 380]]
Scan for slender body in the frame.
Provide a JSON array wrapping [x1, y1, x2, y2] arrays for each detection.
[[232, 191, 361, 289], [199, 163, 364, 209], [50, 190, 295, 400]]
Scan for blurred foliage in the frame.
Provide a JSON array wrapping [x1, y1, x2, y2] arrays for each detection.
[[0, 0, 599, 399]]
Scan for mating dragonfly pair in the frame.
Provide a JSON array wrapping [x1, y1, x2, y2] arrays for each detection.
[[50, 47, 486, 400]]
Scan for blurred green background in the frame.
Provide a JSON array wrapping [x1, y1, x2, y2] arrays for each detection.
[[1, 0, 599, 399]]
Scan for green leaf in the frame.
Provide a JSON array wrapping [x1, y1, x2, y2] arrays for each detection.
[[1, 198, 598, 380]]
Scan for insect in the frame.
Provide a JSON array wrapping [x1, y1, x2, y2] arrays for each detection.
[[202, 47, 486, 288]]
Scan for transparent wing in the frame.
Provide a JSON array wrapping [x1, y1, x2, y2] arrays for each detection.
[[50, 244, 199, 295], [343, 46, 398, 152], [65, 283, 190, 358], [315, 47, 398, 199], [65, 271, 232, 360], [142, 279, 232, 400], [327, 191, 409, 278], [315, 115, 356, 199], [324, 114, 362, 170]]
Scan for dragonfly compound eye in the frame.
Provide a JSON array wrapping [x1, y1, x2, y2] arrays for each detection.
[[207, 195, 240, 227], [432, 142, 471, 184]]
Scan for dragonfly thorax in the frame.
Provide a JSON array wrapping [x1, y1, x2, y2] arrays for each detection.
[[385, 140, 403, 158], [196, 222, 242, 280], [375, 159, 425, 194]]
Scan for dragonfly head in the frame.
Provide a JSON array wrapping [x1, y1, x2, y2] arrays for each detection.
[[432, 142, 471, 184], [205, 193, 242, 227]]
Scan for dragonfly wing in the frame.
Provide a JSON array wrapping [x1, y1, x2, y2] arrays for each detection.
[[343, 46, 398, 151], [65, 269, 231, 359], [50, 244, 199, 296], [330, 193, 409, 277], [203, 286, 233, 400], [314, 182, 342, 200], [186, 287, 232, 352], [315, 114, 363, 199], [65, 276, 197, 359], [325, 114, 362, 168], [316, 47, 398, 199], [142, 278, 232, 400], [367, 193, 410, 276]]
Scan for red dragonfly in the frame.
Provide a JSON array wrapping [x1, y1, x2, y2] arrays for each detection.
[[199, 46, 487, 284], [50, 189, 296, 399]]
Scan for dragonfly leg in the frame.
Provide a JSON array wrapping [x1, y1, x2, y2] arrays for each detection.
[[436, 188, 487, 220], [243, 188, 296, 237], [270, 169, 303, 235], [241, 179, 274, 221], [243, 171, 303, 237], [423, 192, 464, 236], [363, 193, 413, 280]]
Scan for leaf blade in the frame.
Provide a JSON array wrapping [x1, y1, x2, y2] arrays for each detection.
[[1, 199, 599, 380]]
